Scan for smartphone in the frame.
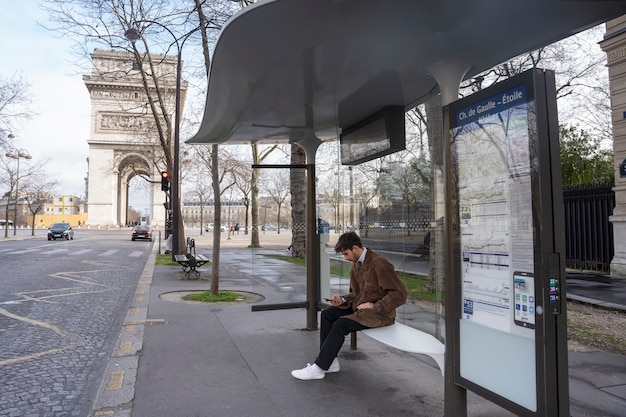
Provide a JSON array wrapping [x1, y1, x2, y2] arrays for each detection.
[[513, 271, 535, 329], [324, 298, 333, 302]]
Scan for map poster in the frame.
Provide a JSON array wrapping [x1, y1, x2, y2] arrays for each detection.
[[451, 84, 536, 338], [448, 68, 568, 417]]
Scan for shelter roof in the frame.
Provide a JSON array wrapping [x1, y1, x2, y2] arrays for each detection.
[[188, 0, 626, 145]]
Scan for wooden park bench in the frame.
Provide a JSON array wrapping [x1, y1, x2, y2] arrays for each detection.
[[174, 237, 210, 278]]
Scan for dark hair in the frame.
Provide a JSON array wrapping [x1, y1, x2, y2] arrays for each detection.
[[334, 231, 363, 253]]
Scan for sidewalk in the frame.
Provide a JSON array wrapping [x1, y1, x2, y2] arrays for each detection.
[[90, 234, 626, 417]]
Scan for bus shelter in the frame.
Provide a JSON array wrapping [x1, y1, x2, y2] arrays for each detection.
[[187, 1, 626, 415]]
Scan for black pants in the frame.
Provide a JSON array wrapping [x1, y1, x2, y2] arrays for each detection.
[[314, 306, 368, 370]]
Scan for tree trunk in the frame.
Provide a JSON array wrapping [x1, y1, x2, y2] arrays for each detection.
[[175, 205, 185, 255], [250, 145, 261, 248], [425, 95, 442, 292], [211, 144, 221, 295], [290, 144, 307, 258]]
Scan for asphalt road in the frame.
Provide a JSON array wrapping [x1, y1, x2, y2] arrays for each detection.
[[0, 229, 150, 417]]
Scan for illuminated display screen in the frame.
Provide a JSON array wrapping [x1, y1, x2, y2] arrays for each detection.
[[340, 106, 405, 165]]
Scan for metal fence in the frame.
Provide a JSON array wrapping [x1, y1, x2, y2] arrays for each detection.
[[563, 184, 615, 272], [356, 183, 615, 272]]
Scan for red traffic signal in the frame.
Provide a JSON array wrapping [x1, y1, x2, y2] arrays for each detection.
[[161, 171, 169, 192]]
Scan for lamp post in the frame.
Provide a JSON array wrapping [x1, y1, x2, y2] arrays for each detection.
[[125, 22, 196, 258], [5, 148, 32, 236]]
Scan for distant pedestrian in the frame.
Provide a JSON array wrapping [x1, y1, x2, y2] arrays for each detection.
[[291, 231, 407, 380]]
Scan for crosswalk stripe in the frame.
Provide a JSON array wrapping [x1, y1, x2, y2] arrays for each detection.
[[1, 247, 145, 257], [41, 249, 68, 255], [7, 248, 40, 255]]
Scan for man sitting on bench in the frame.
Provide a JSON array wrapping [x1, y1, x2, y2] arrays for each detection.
[[291, 231, 407, 380]]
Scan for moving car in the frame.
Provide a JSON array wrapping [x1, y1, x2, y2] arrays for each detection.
[[131, 225, 152, 241], [48, 222, 74, 240]]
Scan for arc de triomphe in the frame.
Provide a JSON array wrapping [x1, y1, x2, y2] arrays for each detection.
[[82, 49, 185, 227]]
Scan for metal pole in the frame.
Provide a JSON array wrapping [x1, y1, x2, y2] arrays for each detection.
[[442, 104, 467, 417], [171, 48, 182, 258], [125, 21, 199, 259], [349, 166, 354, 230], [306, 162, 319, 330], [13, 157, 19, 236]]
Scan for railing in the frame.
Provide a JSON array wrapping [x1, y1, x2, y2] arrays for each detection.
[[563, 184, 614, 272], [357, 183, 615, 273]]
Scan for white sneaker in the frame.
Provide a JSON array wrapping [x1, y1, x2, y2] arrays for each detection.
[[291, 363, 325, 380], [326, 358, 340, 373]]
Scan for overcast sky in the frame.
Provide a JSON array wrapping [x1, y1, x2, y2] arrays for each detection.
[[1, 1, 92, 199], [0, 0, 159, 212], [1, 1, 611, 215]]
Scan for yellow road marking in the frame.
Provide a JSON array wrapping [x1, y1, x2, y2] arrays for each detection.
[[0, 307, 68, 336], [106, 371, 125, 391], [0, 348, 66, 366], [0, 308, 80, 366], [120, 341, 132, 354]]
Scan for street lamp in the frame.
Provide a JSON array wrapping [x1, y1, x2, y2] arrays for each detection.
[[125, 21, 198, 257], [5, 148, 32, 236]]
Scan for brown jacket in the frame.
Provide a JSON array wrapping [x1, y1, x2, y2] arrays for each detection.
[[341, 249, 408, 328]]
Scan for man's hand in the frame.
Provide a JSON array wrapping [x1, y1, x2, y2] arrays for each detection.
[[356, 302, 374, 310], [327, 295, 343, 305]]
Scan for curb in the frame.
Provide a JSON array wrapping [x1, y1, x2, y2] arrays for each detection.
[[89, 242, 158, 416]]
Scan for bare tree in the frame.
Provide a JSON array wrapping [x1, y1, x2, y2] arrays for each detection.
[[264, 169, 290, 234], [184, 166, 213, 234], [42, 0, 182, 251], [462, 25, 609, 139], [42, 0, 237, 253], [127, 206, 142, 225], [1, 154, 45, 238], [0, 74, 35, 149], [290, 144, 307, 257], [250, 144, 280, 247], [229, 154, 252, 234], [22, 173, 59, 235], [192, 144, 243, 293]]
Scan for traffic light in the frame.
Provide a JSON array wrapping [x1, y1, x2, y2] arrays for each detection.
[[161, 171, 169, 192]]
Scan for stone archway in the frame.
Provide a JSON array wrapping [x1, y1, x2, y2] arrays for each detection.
[[117, 152, 152, 226], [82, 49, 184, 228]]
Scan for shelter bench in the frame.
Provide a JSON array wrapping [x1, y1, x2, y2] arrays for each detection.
[[351, 322, 445, 376], [174, 238, 210, 278]]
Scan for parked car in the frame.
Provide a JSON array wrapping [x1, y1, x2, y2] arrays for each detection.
[[48, 222, 74, 240], [131, 225, 152, 241]]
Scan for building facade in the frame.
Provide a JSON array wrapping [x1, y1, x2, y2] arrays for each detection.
[[83, 49, 185, 228], [601, 16, 626, 275], [0, 194, 87, 228]]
